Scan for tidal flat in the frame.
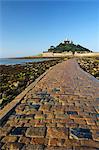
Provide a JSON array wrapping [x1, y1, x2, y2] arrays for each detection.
[[77, 57, 99, 80], [0, 59, 63, 109]]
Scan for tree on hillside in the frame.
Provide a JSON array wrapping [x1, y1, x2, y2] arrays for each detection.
[[48, 40, 92, 53], [72, 50, 75, 55]]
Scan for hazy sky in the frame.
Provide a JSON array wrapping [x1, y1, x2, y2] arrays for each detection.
[[0, 0, 99, 58]]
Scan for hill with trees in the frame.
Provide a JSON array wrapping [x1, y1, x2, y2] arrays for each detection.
[[48, 40, 92, 54]]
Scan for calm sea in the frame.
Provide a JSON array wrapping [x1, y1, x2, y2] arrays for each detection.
[[0, 58, 50, 65]]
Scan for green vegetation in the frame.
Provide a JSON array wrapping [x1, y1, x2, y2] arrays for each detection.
[[48, 40, 92, 53]]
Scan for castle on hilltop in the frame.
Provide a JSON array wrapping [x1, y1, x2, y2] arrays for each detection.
[[43, 39, 92, 57], [64, 39, 73, 44]]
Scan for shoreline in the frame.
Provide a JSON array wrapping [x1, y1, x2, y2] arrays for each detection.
[[0, 56, 65, 59], [0, 58, 55, 66]]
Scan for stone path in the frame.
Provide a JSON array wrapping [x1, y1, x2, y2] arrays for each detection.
[[0, 59, 99, 150]]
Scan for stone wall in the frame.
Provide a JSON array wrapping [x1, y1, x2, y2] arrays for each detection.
[[42, 52, 99, 57], [42, 52, 72, 57], [75, 52, 99, 57]]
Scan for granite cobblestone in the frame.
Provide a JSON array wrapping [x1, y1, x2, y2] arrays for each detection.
[[0, 59, 99, 149]]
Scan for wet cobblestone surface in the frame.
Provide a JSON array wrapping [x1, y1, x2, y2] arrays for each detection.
[[0, 59, 99, 149]]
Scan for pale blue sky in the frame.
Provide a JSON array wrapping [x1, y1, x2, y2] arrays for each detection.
[[0, 0, 99, 58]]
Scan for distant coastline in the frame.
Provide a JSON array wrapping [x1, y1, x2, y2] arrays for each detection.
[[0, 58, 53, 65], [10, 56, 57, 59], [0, 56, 61, 59]]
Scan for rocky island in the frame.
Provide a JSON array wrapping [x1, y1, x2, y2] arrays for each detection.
[[48, 40, 92, 53]]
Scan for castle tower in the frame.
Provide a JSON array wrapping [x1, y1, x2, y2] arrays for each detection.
[[64, 39, 70, 44]]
